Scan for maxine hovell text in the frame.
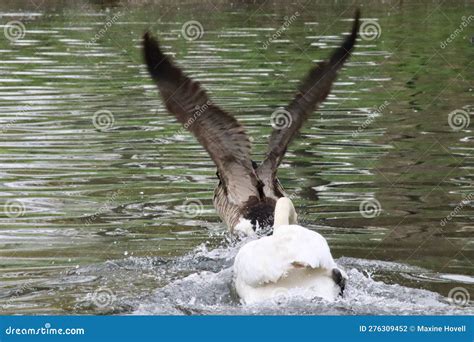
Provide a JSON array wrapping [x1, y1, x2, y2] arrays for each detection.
[[417, 325, 466, 332], [359, 324, 467, 333]]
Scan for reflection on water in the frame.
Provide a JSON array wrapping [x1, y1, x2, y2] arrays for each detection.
[[0, 0, 472, 314]]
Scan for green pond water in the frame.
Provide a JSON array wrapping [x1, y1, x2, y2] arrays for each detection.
[[0, 0, 473, 314]]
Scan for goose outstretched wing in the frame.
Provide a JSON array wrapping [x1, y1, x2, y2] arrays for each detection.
[[257, 10, 360, 199], [143, 33, 260, 204]]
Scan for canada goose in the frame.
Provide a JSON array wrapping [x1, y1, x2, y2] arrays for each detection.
[[143, 10, 360, 234], [233, 197, 346, 304]]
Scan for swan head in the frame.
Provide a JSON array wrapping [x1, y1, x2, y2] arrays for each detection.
[[273, 197, 297, 228]]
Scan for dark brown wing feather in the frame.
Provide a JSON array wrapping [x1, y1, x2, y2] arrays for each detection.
[[257, 10, 360, 199], [143, 33, 260, 204]]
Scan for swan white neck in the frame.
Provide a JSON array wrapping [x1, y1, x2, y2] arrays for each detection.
[[274, 197, 297, 228]]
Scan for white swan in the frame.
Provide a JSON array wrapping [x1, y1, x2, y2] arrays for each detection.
[[233, 197, 347, 304]]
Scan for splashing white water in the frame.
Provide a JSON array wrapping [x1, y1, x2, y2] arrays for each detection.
[[130, 241, 473, 315]]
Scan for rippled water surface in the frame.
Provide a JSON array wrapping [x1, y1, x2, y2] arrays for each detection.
[[0, 0, 473, 315]]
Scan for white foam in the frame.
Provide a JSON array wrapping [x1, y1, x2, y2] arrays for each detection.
[[131, 242, 474, 315]]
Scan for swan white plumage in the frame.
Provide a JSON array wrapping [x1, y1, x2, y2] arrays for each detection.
[[233, 197, 347, 304]]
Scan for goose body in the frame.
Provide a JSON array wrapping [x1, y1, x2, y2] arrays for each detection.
[[233, 197, 346, 304], [143, 11, 360, 234]]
